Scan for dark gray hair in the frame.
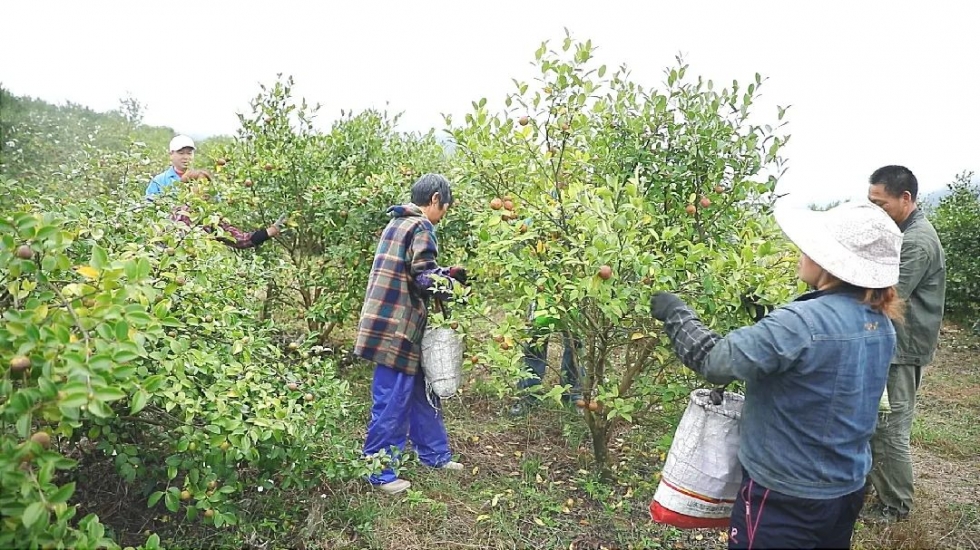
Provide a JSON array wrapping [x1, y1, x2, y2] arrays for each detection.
[[869, 165, 919, 202], [411, 173, 453, 207]]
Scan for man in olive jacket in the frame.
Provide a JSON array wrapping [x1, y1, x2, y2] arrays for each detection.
[[867, 165, 947, 521], [355, 174, 468, 496]]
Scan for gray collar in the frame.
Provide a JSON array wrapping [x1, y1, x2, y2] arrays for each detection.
[[899, 207, 921, 233]]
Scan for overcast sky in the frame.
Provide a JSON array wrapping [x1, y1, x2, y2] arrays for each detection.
[[3, 0, 977, 206]]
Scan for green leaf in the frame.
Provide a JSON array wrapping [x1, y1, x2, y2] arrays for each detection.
[[136, 257, 152, 280], [164, 491, 179, 513], [58, 388, 89, 409], [89, 353, 113, 371], [148, 491, 164, 508], [47, 482, 76, 504], [130, 389, 149, 414], [115, 320, 130, 342], [143, 375, 165, 393], [114, 349, 140, 363], [93, 386, 127, 402], [126, 311, 153, 326], [86, 399, 114, 418], [16, 412, 32, 438], [124, 259, 139, 281], [90, 244, 109, 270], [22, 501, 47, 528]]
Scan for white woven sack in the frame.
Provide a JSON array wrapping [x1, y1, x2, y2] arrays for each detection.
[[420, 327, 464, 399], [653, 389, 744, 520]]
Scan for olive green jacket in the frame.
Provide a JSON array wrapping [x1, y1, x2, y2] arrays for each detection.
[[894, 208, 946, 366]]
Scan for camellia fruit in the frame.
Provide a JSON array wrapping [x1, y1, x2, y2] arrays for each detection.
[[264, 163, 274, 171], [450, 321, 459, 330], [490, 198, 503, 210], [598, 265, 613, 280], [10, 356, 30, 373], [204, 509, 215, 518], [685, 204, 697, 215], [714, 185, 725, 194], [588, 401, 599, 412], [216, 158, 227, 166], [219, 441, 230, 451], [503, 200, 515, 211], [180, 490, 191, 501], [30, 432, 51, 449], [575, 399, 586, 408], [518, 116, 529, 126], [287, 382, 299, 391], [303, 393, 314, 402], [700, 196, 712, 208], [16, 245, 33, 260], [243, 179, 253, 187]]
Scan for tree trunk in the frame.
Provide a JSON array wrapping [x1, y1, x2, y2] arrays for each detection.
[[589, 416, 614, 482]]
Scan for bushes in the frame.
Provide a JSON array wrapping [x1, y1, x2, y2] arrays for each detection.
[[1, 183, 370, 548], [929, 171, 980, 323]]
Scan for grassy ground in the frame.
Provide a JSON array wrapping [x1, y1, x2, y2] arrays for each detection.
[[852, 323, 980, 550], [82, 322, 980, 549]]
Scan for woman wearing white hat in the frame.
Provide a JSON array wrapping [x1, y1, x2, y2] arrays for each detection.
[[650, 200, 904, 549]]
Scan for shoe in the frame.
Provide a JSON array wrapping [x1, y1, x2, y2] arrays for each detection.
[[508, 400, 532, 417], [440, 461, 464, 471], [862, 501, 909, 524], [879, 506, 910, 523], [377, 478, 411, 495]]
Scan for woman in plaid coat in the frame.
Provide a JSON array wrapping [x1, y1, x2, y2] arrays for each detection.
[[354, 173, 468, 495]]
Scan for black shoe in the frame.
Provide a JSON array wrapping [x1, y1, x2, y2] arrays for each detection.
[[508, 398, 535, 417], [862, 501, 909, 524]]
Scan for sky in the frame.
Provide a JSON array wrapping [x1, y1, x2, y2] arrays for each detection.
[[2, 0, 978, 207]]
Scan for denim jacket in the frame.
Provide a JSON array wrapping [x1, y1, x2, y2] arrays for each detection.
[[660, 287, 896, 499]]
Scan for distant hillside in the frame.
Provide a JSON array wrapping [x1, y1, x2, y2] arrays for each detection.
[[922, 174, 980, 208], [0, 86, 176, 182]]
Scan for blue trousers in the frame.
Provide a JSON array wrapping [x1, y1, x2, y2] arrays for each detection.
[[728, 468, 865, 549], [362, 365, 452, 485], [520, 331, 585, 401]]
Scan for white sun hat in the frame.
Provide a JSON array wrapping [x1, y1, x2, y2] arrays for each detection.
[[774, 200, 902, 288], [168, 135, 195, 152]]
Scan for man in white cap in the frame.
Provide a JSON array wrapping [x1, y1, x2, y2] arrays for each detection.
[[146, 135, 211, 199], [649, 201, 905, 547]]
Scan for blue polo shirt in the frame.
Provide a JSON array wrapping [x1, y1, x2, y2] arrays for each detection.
[[146, 166, 181, 199]]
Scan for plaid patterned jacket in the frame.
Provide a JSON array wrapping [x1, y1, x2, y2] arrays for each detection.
[[354, 204, 457, 374]]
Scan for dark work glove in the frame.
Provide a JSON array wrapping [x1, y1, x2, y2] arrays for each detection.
[[741, 293, 775, 323], [449, 266, 468, 285], [650, 291, 685, 322]]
